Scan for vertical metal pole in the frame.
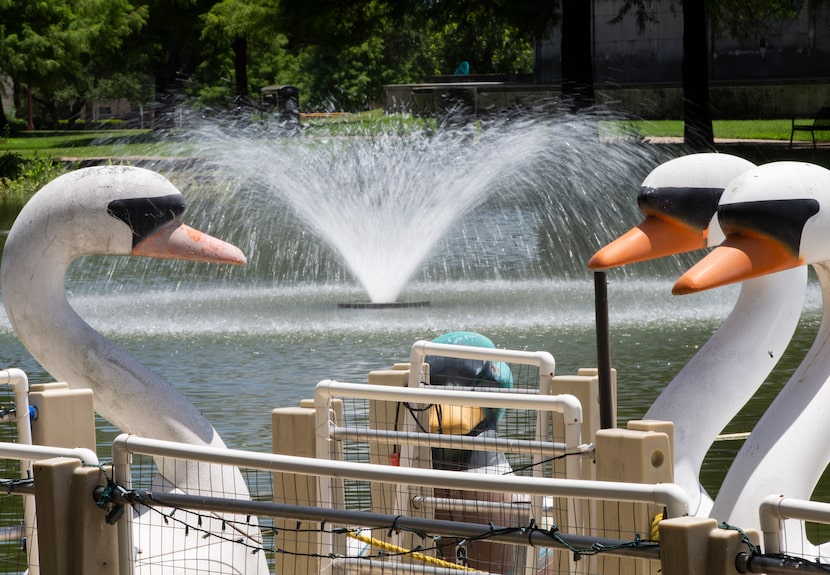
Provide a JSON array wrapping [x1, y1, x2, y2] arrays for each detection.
[[594, 271, 615, 428]]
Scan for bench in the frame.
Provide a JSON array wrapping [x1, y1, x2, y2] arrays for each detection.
[[790, 106, 830, 148]]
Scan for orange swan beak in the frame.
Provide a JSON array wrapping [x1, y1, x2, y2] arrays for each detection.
[[673, 234, 801, 295], [132, 221, 247, 265], [588, 216, 706, 270]]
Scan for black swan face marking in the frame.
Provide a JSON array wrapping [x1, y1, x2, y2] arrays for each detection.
[[107, 194, 186, 248], [718, 199, 819, 256], [637, 186, 724, 231]]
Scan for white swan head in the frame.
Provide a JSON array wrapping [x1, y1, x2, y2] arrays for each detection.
[[588, 153, 755, 269], [0, 166, 271, 574], [673, 161, 830, 295], [0, 165, 246, 441], [2, 165, 245, 269]]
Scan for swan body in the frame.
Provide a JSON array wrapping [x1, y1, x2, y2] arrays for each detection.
[[674, 161, 830, 555], [589, 153, 807, 517], [1, 166, 267, 573]]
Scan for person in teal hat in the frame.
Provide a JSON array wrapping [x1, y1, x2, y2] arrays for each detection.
[[427, 331, 514, 472], [426, 331, 516, 571]]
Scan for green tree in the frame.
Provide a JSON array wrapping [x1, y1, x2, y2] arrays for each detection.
[[239, 0, 544, 110], [130, 0, 217, 99], [0, 0, 147, 129], [396, 0, 543, 76], [270, 0, 427, 109], [201, 0, 280, 99], [187, 0, 557, 112]]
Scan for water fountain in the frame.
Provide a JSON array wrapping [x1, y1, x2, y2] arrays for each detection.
[[179, 113, 678, 304]]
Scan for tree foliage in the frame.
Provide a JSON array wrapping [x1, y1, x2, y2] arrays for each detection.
[[200, 0, 280, 97], [0, 0, 807, 129], [134, 0, 216, 95], [189, 0, 539, 111], [710, 0, 803, 43], [0, 0, 147, 127]]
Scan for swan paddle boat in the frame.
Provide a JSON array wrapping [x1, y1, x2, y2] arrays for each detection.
[[589, 153, 806, 517], [0, 166, 268, 574], [674, 160, 830, 559]]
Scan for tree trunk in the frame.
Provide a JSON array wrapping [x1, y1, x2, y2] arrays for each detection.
[[0, 94, 7, 134], [560, 0, 595, 112], [233, 34, 249, 97], [27, 86, 34, 131], [682, 0, 715, 150], [46, 99, 59, 129], [67, 98, 86, 129]]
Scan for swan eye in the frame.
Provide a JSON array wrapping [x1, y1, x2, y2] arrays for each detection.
[[107, 194, 186, 247], [637, 186, 723, 231], [718, 198, 819, 255]]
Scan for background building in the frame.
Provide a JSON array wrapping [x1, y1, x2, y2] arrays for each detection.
[[534, 0, 830, 117]]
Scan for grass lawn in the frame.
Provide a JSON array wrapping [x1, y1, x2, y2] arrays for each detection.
[[1, 116, 828, 160], [2, 114, 830, 198], [601, 118, 829, 143], [0, 129, 192, 159]]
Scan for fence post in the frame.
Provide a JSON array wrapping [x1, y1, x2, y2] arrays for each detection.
[[627, 420, 675, 483], [552, 372, 612, 480], [33, 458, 117, 575], [577, 367, 618, 431], [706, 524, 760, 575], [543, 372, 603, 574], [368, 368, 419, 555], [33, 457, 78, 575], [593, 427, 672, 575], [70, 465, 119, 573], [272, 406, 319, 575], [29, 383, 96, 450], [659, 517, 718, 575], [28, 385, 97, 575]]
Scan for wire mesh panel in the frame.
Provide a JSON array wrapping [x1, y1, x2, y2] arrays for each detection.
[[124, 453, 275, 573], [392, 365, 551, 574], [0, 381, 31, 575], [306, 340, 586, 575], [0, 357, 683, 575], [411, 343, 572, 575], [109, 407, 696, 575], [0, 400, 28, 574]]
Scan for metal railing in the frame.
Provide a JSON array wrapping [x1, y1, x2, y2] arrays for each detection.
[[111, 432, 688, 574], [406, 341, 556, 394], [759, 495, 830, 555]]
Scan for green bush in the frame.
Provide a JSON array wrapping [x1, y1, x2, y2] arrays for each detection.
[[2, 118, 28, 135], [0, 153, 26, 180], [0, 154, 66, 200], [57, 119, 128, 130]]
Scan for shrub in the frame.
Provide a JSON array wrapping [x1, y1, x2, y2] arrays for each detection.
[[0, 154, 66, 200], [0, 153, 26, 180]]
